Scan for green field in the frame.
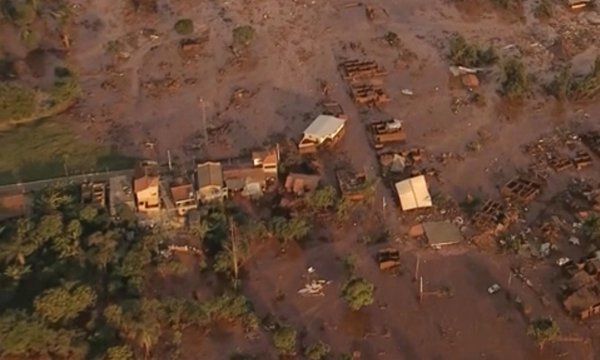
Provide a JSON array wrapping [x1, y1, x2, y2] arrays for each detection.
[[0, 120, 135, 185]]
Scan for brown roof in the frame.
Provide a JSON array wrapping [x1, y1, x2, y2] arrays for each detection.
[[197, 162, 223, 189], [563, 285, 600, 314], [133, 161, 160, 192], [171, 183, 194, 202], [223, 167, 266, 190], [0, 193, 27, 220], [285, 173, 320, 194]]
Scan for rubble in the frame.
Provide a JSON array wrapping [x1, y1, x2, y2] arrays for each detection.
[[350, 83, 391, 106], [370, 119, 406, 149], [339, 59, 387, 80], [377, 248, 401, 271]]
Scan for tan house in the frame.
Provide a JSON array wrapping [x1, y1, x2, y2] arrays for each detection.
[[284, 173, 321, 195], [170, 179, 197, 216], [133, 161, 160, 213], [299, 115, 346, 154], [252, 147, 279, 178], [197, 162, 227, 203], [223, 167, 266, 198]]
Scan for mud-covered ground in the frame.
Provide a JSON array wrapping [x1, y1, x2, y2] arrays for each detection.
[[4, 0, 600, 358]]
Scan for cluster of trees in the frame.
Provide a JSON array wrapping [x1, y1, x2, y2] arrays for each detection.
[[547, 56, 600, 101], [0, 185, 256, 358], [448, 34, 498, 68]]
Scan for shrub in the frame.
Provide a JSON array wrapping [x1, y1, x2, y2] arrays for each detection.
[[448, 35, 497, 67], [547, 58, 600, 101], [272, 325, 297, 355], [528, 318, 559, 348], [304, 341, 331, 360], [341, 277, 375, 311], [174, 19, 194, 35], [500, 58, 529, 100], [232, 25, 255, 48]]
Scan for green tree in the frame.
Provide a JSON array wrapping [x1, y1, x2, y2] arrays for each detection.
[[341, 278, 375, 311], [306, 186, 338, 213], [272, 325, 297, 355], [269, 216, 311, 245], [34, 214, 64, 245], [0, 218, 37, 266], [500, 58, 529, 100], [528, 317, 559, 349], [0, 82, 35, 122], [86, 231, 119, 270], [174, 19, 194, 35], [52, 220, 83, 260], [304, 341, 331, 360], [448, 34, 497, 67], [0, 310, 86, 359], [79, 205, 99, 223], [34, 282, 97, 323], [35, 186, 75, 213], [583, 213, 600, 244], [116, 244, 151, 290]]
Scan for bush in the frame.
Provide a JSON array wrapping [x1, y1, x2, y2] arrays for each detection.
[[272, 325, 297, 355], [547, 58, 600, 101], [500, 58, 529, 100], [174, 19, 194, 35], [304, 341, 331, 360], [232, 25, 255, 48], [341, 277, 375, 311], [528, 318, 559, 348], [448, 35, 497, 67]]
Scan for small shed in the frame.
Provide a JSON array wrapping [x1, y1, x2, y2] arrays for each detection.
[[423, 221, 463, 248], [395, 175, 432, 211]]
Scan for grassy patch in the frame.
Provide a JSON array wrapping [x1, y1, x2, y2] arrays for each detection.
[[232, 25, 255, 49], [0, 121, 135, 185]]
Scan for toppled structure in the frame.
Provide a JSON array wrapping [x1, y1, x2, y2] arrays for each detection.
[[252, 147, 279, 178], [377, 248, 401, 271], [299, 115, 346, 154], [339, 59, 387, 80], [581, 131, 600, 156], [336, 170, 369, 201], [370, 119, 406, 149], [471, 199, 515, 233], [109, 175, 135, 217], [562, 253, 600, 319], [81, 181, 107, 208], [285, 173, 321, 195], [350, 83, 390, 106], [500, 177, 542, 203], [223, 167, 267, 198], [379, 148, 424, 173], [322, 101, 348, 120]]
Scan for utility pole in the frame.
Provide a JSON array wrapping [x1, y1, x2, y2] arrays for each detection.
[[414, 255, 420, 282], [229, 217, 239, 287], [167, 150, 173, 171], [419, 276, 424, 303]]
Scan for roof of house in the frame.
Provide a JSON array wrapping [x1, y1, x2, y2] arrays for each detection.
[[133, 162, 160, 193], [223, 167, 266, 191], [285, 173, 321, 194], [423, 221, 463, 247], [197, 162, 224, 189], [395, 175, 432, 211], [252, 149, 279, 165], [170, 183, 194, 202], [303, 115, 346, 140]]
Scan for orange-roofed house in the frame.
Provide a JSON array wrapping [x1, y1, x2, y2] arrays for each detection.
[[133, 161, 160, 213]]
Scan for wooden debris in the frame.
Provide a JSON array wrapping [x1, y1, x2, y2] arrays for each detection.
[[350, 83, 390, 106], [340, 59, 387, 80], [573, 150, 593, 170]]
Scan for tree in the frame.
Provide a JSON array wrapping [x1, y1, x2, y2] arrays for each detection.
[[105, 345, 135, 360], [272, 325, 297, 355], [116, 244, 151, 291], [583, 213, 600, 244], [448, 34, 497, 67], [528, 318, 559, 349], [500, 58, 529, 100], [79, 205, 99, 223], [0, 218, 37, 266], [35, 186, 75, 213], [86, 231, 119, 270], [174, 19, 194, 35], [0, 310, 86, 359], [269, 216, 311, 245], [52, 220, 84, 260], [214, 219, 249, 282], [0, 82, 35, 122], [34, 214, 64, 245], [341, 278, 375, 311], [304, 341, 331, 360], [34, 282, 97, 323], [306, 186, 338, 213]]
